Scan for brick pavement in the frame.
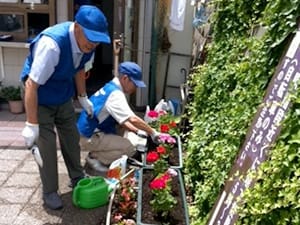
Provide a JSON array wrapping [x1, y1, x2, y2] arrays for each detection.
[[0, 107, 108, 225]]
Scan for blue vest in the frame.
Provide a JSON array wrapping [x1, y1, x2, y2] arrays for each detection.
[[20, 22, 94, 105], [77, 81, 121, 138]]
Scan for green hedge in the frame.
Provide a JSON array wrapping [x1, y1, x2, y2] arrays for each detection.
[[184, 0, 300, 224]]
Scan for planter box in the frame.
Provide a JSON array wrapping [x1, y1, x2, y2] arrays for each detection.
[[105, 170, 138, 225], [137, 168, 189, 225], [143, 135, 183, 169]]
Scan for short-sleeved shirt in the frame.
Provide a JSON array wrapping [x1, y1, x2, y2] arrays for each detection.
[[97, 77, 135, 125], [29, 22, 94, 85]]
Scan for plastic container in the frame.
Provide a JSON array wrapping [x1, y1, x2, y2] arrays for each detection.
[[106, 155, 128, 180], [72, 176, 112, 209]]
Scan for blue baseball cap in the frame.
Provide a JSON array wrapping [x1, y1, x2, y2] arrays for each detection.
[[75, 5, 111, 43], [119, 62, 146, 88]]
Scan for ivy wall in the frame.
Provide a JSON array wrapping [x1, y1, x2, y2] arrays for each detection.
[[184, 0, 300, 224]]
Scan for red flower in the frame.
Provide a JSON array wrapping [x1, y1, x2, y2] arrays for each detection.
[[146, 151, 160, 163], [160, 173, 171, 182], [160, 124, 170, 133], [156, 146, 167, 155], [149, 177, 167, 190], [169, 121, 177, 128]]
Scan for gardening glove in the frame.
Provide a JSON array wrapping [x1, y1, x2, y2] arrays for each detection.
[[78, 95, 94, 118], [21, 121, 39, 148], [150, 130, 161, 144], [136, 129, 147, 138]]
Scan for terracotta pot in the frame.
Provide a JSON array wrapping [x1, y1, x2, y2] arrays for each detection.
[[137, 168, 190, 225], [8, 100, 24, 114]]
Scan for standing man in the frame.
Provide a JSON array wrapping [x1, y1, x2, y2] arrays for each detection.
[[20, 5, 111, 210], [77, 62, 160, 172]]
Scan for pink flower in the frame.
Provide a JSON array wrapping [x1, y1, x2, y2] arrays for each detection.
[[159, 133, 176, 144], [158, 110, 167, 116], [147, 110, 159, 118], [167, 168, 178, 177], [113, 213, 123, 222]]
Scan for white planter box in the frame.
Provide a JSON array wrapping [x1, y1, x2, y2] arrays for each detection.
[[0, 0, 18, 3], [23, 0, 43, 3]]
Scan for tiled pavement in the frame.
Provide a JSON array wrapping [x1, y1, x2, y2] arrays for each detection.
[[0, 106, 108, 225]]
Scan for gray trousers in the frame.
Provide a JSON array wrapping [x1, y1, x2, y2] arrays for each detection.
[[80, 132, 135, 165], [37, 100, 84, 193]]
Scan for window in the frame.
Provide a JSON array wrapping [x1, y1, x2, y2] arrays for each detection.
[[0, 13, 24, 33]]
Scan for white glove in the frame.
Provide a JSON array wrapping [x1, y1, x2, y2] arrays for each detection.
[[78, 95, 94, 117], [22, 121, 39, 148], [136, 129, 147, 138], [150, 130, 161, 144]]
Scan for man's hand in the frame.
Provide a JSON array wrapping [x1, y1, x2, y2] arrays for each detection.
[[22, 121, 39, 147], [78, 95, 94, 117], [150, 130, 161, 144]]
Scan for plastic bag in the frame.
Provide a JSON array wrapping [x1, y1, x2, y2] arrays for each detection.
[[106, 155, 128, 180], [154, 99, 170, 112]]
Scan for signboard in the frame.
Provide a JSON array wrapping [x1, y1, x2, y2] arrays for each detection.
[[207, 28, 300, 225]]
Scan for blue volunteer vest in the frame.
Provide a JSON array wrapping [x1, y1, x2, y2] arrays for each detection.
[[77, 81, 121, 138], [20, 22, 94, 105]]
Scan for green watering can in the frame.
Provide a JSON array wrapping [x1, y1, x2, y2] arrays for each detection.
[[72, 176, 112, 209]]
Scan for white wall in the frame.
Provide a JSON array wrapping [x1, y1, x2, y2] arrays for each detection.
[[136, 0, 153, 107], [156, 1, 194, 104], [0, 0, 67, 88], [56, 0, 69, 22], [0, 0, 194, 105], [0, 43, 29, 87], [136, 0, 194, 108]]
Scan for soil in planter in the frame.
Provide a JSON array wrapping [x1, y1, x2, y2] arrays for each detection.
[[141, 170, 188, 225], [99, 174, 138, 225], [147, 138, 180, 167]]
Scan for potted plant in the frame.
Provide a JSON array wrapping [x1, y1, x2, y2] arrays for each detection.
[[0, 85, 24, 113], [144, 106, 183, 169], [137, 167, 190, 225], [145, 134, 183, 169]]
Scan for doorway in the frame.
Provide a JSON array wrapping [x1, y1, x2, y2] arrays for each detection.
[[73, 0, 115, 96]]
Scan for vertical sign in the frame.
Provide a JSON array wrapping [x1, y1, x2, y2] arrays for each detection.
[[207, 28, 300, 225]]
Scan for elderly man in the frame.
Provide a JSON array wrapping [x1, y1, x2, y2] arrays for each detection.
[[20, 5, 110, 210], [77, 61, 159, 172]]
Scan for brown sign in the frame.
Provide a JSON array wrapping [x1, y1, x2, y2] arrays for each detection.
[[207, 29, 300, 225]]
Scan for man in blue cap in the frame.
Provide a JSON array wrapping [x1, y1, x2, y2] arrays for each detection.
[[77, 62, 160, 172], [20, 5, 110, 210]]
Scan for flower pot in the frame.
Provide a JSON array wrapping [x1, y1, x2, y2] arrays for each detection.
[[137, 168, 189, 225], [105, 171, 138, 225], [8, 100, 24, 114], [144, 135, 183, 169]]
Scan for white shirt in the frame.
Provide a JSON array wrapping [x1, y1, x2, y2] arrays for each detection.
[[97, 77, 135, 124], [28, 23, 94, 85]]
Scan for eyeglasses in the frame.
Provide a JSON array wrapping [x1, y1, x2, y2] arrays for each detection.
[[78, 24, 99, 52], [127, 76, 137, 87]]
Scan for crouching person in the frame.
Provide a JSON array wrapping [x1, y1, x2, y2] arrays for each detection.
[[77, 61, 160, 172]]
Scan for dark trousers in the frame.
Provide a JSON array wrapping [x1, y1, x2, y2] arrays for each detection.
[[37, 100, 84, 193]]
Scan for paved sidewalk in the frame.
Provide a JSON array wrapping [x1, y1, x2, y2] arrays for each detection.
[[0, 107, 108, 225]]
